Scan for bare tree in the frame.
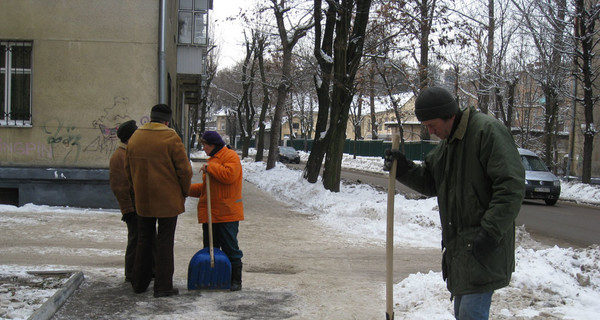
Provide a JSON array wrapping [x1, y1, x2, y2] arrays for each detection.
[[512, 0, 571, 170], [266, 0, 314, 170], [573, 0, 600, 183], [254, 31, 272, 162], [191, 40, 218, 149], [303, 0, 373, 192], [237, 32, 258, 159], [348, 92, 364, 159], [378, 0, 457, 91], [303, 0, 335, 183], [375, 59, 411, 151]]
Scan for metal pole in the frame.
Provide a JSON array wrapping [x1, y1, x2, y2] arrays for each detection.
[[158, 0, 167, 104]]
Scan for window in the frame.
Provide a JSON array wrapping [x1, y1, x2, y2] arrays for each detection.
[[178, 0, 209, 45], [521, 155, 549, 172], [1, 41, 32, 126]]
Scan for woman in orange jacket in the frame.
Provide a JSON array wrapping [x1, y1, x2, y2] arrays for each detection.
[[189, 131, 244, 291]]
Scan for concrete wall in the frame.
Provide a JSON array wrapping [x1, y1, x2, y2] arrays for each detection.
[[0, 0, 180, 208], [0, 0, 163, 167]]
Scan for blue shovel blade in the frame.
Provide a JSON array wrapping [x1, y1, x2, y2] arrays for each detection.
[[187, 247, 232, 290]]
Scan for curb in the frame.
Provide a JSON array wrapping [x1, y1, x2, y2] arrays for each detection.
[[27, 270, 84, 320]]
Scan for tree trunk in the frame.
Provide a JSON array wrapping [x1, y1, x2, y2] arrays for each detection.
[[238, 37, 254, 159], [322, 0, 372, 192], [369, 62, 378, 140], [266, 66, 290, 169], [255, 36, 269, 162], [505, 77, 518, 130], [304, 0, 335, 183], [266, 0, 312, 170], [575, 0, 597, 183]]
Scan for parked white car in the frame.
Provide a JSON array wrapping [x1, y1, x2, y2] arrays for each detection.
[[519, 148, 561, 206]]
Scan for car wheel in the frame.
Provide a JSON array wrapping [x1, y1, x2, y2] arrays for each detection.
[[545, 198, 558, 206]]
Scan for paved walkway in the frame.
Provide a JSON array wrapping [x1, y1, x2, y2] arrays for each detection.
[[1, 163, 440, 319]]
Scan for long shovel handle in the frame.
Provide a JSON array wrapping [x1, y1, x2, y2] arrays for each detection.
[[206, 172, 215, 268], [386, 134, 400, 320]]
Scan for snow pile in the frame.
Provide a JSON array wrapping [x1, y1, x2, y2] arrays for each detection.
[[243, 160, 441, 247], [560, 181, 600, 205], [240, 156, 600, 319]]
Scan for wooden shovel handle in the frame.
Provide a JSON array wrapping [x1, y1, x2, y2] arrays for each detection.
[[386, 134, 400, 320], [206, 172, 214, 268]]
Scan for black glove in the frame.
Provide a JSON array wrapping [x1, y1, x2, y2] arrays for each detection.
[[383, 148, 414, 177], [472, 228, 498, 261], [121, 211, 137, 224]]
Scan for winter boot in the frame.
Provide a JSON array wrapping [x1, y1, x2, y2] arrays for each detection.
[[231, 265, 242, 291]]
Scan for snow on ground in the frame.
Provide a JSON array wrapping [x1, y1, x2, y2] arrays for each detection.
[[0, 266, 72, 320], [1, 150, 600, 319], [241, 150, 600, 319]]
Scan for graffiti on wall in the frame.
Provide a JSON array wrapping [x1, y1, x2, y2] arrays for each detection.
[[0, 138, 53, 160], [84, 97, 131, 156], [3, 96, 141, 163], [43, 119, 82, 163]]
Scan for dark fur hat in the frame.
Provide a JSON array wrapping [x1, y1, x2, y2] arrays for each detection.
[[150, 104, 172, 122], [117, 120, 137, 143]]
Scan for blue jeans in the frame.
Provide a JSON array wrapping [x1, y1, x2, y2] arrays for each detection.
[[453, 291, 493, 320]]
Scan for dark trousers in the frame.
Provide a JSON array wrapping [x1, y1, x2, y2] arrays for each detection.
[[202, 221, 243, 267], [124, 217, 138, 281], [133, 215, 178, 293]]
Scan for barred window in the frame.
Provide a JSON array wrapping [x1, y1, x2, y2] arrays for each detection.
[[1, 40, 32, 126]]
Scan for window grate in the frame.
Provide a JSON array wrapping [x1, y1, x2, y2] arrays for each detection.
[[1, 40, 32, 126]]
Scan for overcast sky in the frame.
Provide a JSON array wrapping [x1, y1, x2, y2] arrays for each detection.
[[211, 0, 254, 69]]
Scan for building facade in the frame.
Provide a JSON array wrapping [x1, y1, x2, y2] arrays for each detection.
[[0, 0, 206, 208]]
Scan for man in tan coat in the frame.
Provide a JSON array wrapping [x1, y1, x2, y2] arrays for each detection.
[[125, 104, 193, 298]]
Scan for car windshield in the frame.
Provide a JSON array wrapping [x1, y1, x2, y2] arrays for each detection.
[[280, 147, 295, 153], [521, 155, 549, 172]]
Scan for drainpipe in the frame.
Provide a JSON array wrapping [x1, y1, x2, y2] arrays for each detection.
[[158, 0, 167, 104]]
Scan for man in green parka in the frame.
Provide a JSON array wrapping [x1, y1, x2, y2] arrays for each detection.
[[384, 87, 525, 320]]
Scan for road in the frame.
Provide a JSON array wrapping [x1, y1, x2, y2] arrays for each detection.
[[289, 163, 600, 248], [517, 200, 600, 248]]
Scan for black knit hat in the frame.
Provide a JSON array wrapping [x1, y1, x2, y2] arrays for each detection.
[[414, 87, 459, 121], [201, 131, 225, 146], [150, 104, 172, 122], [117, 120, 137, 143]]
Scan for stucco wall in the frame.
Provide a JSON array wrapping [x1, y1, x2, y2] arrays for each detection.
[[0, 0, 163, 168]]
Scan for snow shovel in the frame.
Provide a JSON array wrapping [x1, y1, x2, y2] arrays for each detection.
[[386, 134, 400, 320], [187, 172, 232, 290]]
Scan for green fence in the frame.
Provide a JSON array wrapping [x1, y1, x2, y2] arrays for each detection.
[[246, 138, 438, 161], [343, 139, 439, 160]]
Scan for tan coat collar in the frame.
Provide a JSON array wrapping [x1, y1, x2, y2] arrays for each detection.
[[139, 122, 171, 131], [449, 107, 471, 143]]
